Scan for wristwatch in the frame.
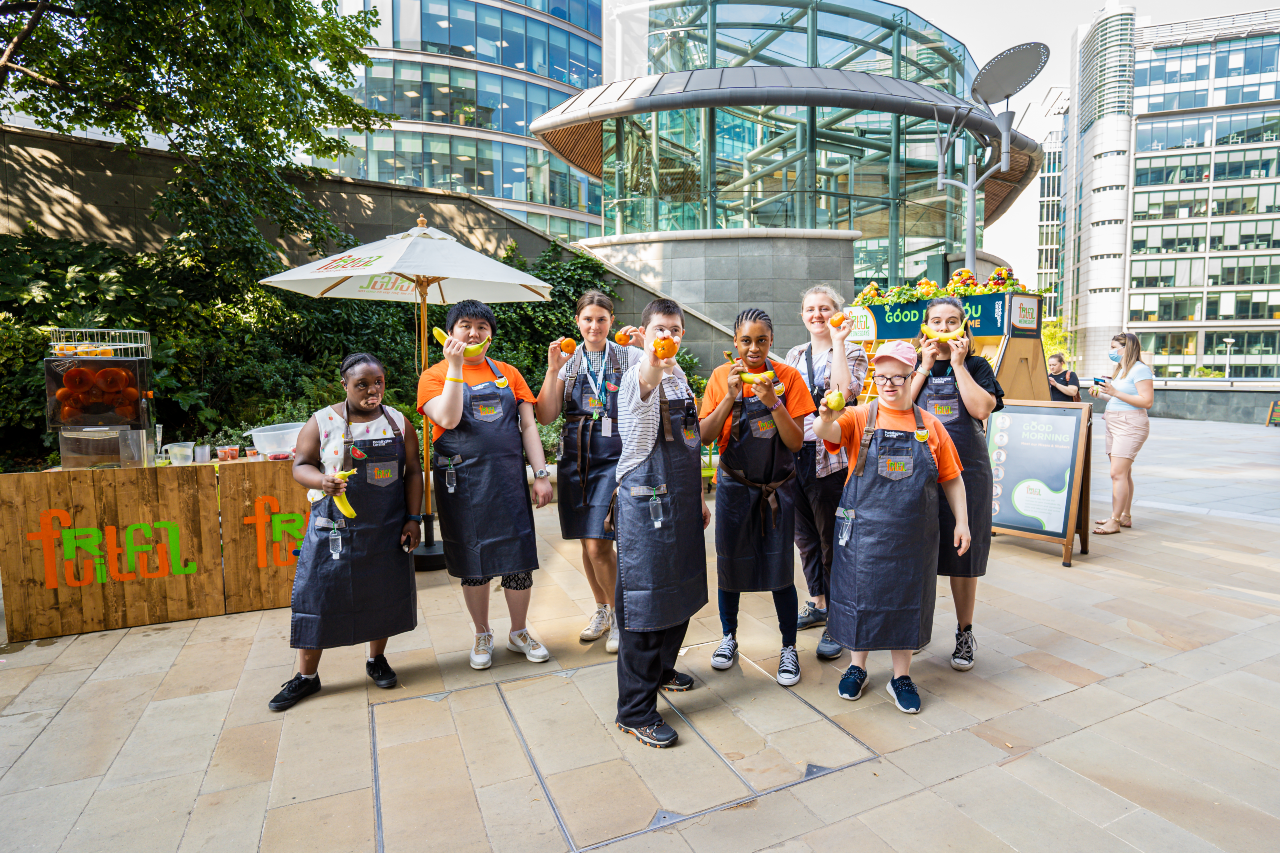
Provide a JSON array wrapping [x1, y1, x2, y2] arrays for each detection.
[[533, 468, 551, 479], [915, 367, 931, 377]]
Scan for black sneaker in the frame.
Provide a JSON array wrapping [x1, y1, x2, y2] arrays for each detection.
[[796, 601, 828, 630], [815, 630, 842, 660], [660, 671, 696, 692], [711, 634, 738, 670], [617, 720, 679, 748], [951, 626, 976, 672], [269, 673, 321, 711], [838, 665, 867, 700], [366, 654, 398, 688], [777, 645, 801, 686]]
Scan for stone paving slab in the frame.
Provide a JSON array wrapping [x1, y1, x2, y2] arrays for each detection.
[[1, 417, 1279, 851]]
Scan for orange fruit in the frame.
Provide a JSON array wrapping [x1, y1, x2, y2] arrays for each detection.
[[653, 338, 678, 359], [614, 331, 630, 345], [830, 313, 846, 328], [560, 338, 576, 354]]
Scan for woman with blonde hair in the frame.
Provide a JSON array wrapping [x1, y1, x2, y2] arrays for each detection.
[[1089, 332, 1154, 535], [783, 285, 869, 661]]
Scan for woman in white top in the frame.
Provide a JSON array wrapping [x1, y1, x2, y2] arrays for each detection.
[[1089, 333, 1154, 535]]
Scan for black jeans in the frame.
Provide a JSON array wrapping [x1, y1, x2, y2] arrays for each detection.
[[614, 588, 689, 728], [792, 443, 845, 600], [718, 586, 799, 647]]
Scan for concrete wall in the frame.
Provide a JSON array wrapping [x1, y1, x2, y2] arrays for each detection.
[[0, 124, 729, 375], [1150, 386, 1280, 425], [578, 229, 860, 353]]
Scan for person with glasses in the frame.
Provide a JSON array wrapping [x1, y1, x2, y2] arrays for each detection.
[[814, 341, 970, 713], [908, 296, 1003, 673]]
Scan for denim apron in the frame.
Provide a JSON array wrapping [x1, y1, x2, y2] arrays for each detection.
[[916, 363, 992, 578], [715, 360, 797, 592], [827, 401, 940, 651], [290, 404, 417, 649], [614, 381, 708, 631], [432, 359, 539, 579], [559, 343, 625, 540]]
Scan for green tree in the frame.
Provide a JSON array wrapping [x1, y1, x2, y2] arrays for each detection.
[[1041, 319, 1071, 361], [0, 0, 386, 281]]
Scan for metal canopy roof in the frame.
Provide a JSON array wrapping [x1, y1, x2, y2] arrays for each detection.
[[529, 66, 1044, 226]]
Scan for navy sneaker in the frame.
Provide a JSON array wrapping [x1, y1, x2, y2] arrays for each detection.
[[887, 675, 922, 714], [660, 671, 695, 692], [815, 630, 842, 660], [617, 720, 679, 748], [838, 664, 868, 700], [796, 601, 828, 630]]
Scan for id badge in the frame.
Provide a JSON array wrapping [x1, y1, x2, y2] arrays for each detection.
[[602, 416, 612, 437]]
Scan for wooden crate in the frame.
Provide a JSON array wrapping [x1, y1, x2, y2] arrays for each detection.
[[0, 465, 223, 642], [219, 459, 311, 614]]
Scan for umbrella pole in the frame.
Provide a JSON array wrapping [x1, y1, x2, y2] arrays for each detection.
[[421, 288, 432, 516]]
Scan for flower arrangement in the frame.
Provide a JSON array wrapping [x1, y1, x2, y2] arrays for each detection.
[[853, 266, 1030, 305]]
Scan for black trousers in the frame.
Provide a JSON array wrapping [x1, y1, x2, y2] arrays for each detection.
[[793, 443, 845, 600], [614, 590, 689, 728]]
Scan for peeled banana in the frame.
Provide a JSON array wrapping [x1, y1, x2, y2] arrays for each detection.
[[433, 327, 490, 356], [919, 323, 966, 342], [333, 469, 357, 518]]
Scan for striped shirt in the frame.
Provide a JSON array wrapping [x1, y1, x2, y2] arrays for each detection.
[[782, 340, 870, 478], [616, 362, 695, 482]]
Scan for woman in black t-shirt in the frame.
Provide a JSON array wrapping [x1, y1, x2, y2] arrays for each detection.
[[909, 297, 1004, 674], [1047, 353, 1080, 402]]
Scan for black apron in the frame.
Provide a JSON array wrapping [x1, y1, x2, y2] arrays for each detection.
[[432, 359, 539, 579], [916, 367, 993, 578], [615, 380, 708, 631], [714, 360, 797, 592], [827, 401, 940, 651], [558, 344, 625, 540], [290, 405, 417, 649]]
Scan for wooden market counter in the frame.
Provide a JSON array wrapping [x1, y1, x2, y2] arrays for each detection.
[[0, 459, 313, 642]]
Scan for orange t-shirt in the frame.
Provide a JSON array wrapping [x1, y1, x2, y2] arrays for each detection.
[[822, 403, 963, 484], [699, 360, 817, 453], [416, 359, 535, 441]]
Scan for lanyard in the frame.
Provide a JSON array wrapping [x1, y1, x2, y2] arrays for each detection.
[[582, 348, 609, 410]]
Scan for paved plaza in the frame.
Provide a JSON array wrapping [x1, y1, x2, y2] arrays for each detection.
[[1, 416, 1279, 852]]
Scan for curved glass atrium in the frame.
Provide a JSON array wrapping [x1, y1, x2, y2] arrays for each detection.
[[599, 0, 985, 283]]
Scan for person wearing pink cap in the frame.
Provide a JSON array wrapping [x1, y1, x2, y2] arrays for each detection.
[[812, 340, 971, 713]]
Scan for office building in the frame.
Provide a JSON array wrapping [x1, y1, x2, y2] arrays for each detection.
[[1062, 3, 1280, 378]]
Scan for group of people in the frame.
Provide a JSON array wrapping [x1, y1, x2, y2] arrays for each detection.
[[267, 287, 1010, 750]]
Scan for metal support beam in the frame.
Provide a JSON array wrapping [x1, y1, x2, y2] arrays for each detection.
[[887, 26, 902, 288]]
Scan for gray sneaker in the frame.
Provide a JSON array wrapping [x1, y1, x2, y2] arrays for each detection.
[[796, 601, 828, 630], [815, 630, 842, 660]]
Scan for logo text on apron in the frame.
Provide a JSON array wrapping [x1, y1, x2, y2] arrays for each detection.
[[749, 414, 777, 439], [878, 455, 914, 480], [367, 461, 399, 486]]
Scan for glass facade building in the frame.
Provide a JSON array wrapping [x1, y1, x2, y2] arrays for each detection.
[[314, 0, 605, 242], [1063, 5, 1280, 379], [586, 0, 986, 286]]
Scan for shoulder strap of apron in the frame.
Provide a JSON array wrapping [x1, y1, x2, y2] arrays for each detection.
[[379, 404, 404, 439], [658, 380, 675, 442], [913, 404, 928, 439], [340, 402, 353, 470], [852, 399, 879, 477], [563, 348, 583, 403], [607, 341, 622, 374]]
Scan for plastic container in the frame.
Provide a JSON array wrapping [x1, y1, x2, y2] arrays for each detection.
[[194, 445, 211, 463], [59, 427, 147, 470], [217, 445, 240, 461], [165, 442, 195, 466], [244, 422, 305, 459]]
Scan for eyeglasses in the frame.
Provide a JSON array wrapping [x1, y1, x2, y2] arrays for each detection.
[[872, 375, 908, 387]]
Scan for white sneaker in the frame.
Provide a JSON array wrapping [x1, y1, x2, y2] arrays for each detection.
[[470, 632, 493, 670], [605, 612, 619, 654], [508, 629, 550, 662], [580, 604, 610, 641]]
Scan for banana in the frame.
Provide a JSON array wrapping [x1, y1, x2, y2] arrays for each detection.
[[333, 469, 357, 518], [740, 370, 776, 384], [919, 323, 966, 342], [432, 327, 490, 356]]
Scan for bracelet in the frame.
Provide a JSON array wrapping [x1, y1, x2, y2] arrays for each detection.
[[445, 375, 465, 384], [768, 399, 783, 412], [407, 514, 423, 522]]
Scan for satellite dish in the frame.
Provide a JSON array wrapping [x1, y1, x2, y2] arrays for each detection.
[[972, 42, 1050, 105]]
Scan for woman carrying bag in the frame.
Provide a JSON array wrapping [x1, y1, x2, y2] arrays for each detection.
[[270, 353, 422, 711]]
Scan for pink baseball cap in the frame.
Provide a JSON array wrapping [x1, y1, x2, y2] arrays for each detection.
[[873, 340, 918, 369]]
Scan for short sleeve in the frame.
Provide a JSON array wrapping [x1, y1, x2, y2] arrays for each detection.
[[823, 405, 867, 456], [699, 365, 728, 417], [925, 413, 964, 482], [1132, 362, 1155, 382], [556, 362, 569, 381], [416, 362, 446, 414], [500, 364, 536, 404], [778, 363, 817, 420], [965, 356, 1005, 413]]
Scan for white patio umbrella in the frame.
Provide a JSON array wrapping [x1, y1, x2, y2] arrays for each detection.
[[260, 214, 554, 517]]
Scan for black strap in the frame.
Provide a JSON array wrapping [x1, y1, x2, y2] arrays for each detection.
[[804, 344, 824, 408], [564, 412, 594, 508], [658, 381, 674, 442]]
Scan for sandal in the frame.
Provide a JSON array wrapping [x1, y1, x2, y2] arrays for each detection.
[[1118, 513, 1132, 528], [1094, 516, 1122, 535]]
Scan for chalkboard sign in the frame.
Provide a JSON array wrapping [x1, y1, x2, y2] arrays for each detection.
[[1268, 401, 1280, 427], [987, 401, 1093, 566]]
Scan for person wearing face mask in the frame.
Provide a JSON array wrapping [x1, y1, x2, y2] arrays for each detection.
[[783, 286, 869, 662], [1089, 333, 1154, 535], [269, 353, 423, 711], [535, 290, 644, 655], [1046, 353, 1080, 403]]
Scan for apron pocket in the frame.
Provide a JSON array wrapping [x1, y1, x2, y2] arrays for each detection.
[[878, 455, 913, 480], [471, 393, 503, 422], [681, 417, 701, 449], [749, 413, 778, 439], [928, 397, 960, 424], [366, 460, 399, 486]]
